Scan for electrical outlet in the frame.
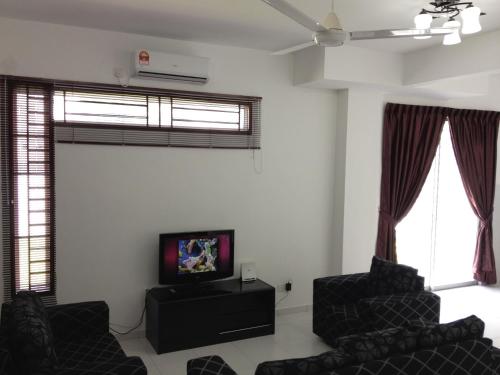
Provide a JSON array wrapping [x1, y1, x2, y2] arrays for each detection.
[[285, 280, 292, 292]]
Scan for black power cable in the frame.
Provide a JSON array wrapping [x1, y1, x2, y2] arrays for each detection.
[[109, 289, 150, 335]]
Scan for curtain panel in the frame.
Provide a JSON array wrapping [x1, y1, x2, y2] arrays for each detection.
[[376, 103, 500, 285], [448, 109, 500, 284], [375, 103, 448, 262]]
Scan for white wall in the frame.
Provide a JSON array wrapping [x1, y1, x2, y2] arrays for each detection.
[[0, 18, 338, 328], [403, 29, 500, 85], [324, 47, 402, 88], [340, 89, 386, 274], [331, 90, 348, 272]]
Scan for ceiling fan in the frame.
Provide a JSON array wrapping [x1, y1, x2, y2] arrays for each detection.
[[261, 0, 460, 55]]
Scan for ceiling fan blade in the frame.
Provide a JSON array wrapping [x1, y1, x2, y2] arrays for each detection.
[[272, 41, 317, 55], [350, 27, 456, 41], [261, 0, 328, 32]]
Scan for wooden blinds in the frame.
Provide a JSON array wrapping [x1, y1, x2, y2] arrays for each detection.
[[8, 82, 56, 300], [53, 86, 261, 149]]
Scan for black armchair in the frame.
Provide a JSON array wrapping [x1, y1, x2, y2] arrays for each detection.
[[313, 257, 441, 345], [0, 293, 146, 375]]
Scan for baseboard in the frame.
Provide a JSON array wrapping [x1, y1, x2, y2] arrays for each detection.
[[276, 304, 311, 316], [113, 329, 146, 341]]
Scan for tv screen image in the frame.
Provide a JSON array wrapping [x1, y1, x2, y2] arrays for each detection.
[[159, 230, 234, 284], [177, 238, 218, 274]]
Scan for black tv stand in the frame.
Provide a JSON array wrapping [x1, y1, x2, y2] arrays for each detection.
[[146, 278, 275, 353], [162, 283, 232, 300]]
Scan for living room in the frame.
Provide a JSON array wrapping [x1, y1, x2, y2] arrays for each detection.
[[1, 1, 500, 374]]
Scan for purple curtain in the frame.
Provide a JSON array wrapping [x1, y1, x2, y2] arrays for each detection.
[[375, 103, 447, 261], [448, 109, 500, 284]]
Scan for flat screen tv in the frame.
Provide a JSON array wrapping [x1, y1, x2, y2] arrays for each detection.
[[159, 229, 234, 284]]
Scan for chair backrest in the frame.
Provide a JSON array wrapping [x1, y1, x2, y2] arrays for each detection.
[[368, 256, 422, 296], [331, 338, 496, 375]]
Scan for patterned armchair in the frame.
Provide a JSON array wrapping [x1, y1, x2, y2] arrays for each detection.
[[313, 257, 441, 345], [0, 292, 146, 375], [187, 316, 500, 375]]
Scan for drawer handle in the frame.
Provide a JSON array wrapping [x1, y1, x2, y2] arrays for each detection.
[[219, 324, 272, 335]]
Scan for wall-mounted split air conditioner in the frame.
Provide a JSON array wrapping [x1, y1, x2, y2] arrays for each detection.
[[134, 50, 209, 84]]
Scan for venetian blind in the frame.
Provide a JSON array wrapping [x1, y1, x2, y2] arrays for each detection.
[[8, 82, 56, 302], [53, 85, 261, 149]]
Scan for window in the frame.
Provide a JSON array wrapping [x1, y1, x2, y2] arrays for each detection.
[[53, 91, 250, 131], [4, 82, 55, 298], [52, 87, 261, 149], [397, 121, 478, 289], [1, 76, 261, 300]]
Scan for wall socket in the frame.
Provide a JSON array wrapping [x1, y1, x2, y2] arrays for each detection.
[[277, 280, 292, 293]]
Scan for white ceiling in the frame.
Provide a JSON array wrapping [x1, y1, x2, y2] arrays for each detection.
[[0, 0, 499, 53]]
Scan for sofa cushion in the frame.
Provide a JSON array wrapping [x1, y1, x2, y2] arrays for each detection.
[[335, 327, 418, 363], [330, 338, 496, 375], [368, 256, 418, 295], [319, 303, 375, 346], [56, 356, 147, 375], [358, 291, 441, 330], [256, 348, 354, 375], [411, 314, 485, 349], [55, 332, 125, 369], [8, 291, 57, 374], [0, 332, 14, 375]]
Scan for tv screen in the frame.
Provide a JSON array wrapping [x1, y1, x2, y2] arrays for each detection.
[[159, 230, 234, 284]]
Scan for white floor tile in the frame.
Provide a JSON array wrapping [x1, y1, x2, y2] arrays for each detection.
[[119, 337, 156, 355], [150, 348, 202, 375], [280, 336, 331, 358], [273, 322, 310, 344], [232, 335, 291, 364]]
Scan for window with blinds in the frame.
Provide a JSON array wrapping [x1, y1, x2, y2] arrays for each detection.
[[52, 87, 261, 149], [1, 75, 261, 302], [9, 83, 55, 298]]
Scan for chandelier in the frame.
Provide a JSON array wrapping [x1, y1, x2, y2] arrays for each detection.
[[414, 1, 485, 45]]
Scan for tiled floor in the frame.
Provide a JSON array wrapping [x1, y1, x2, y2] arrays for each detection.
[[119, 285, 500, 375]]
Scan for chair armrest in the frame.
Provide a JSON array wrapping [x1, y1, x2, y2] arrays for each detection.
[[492, 346, 500, 372], [52, 356, 146, 375], [46, 301, 109, 340], [187, 356, 237, 375], [313, 273, 373, 341], [314, 273, 372, 306]]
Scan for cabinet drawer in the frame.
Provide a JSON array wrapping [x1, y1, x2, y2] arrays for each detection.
[[215, 309, 272, 332]]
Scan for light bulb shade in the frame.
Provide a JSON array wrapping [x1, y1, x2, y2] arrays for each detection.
[[443, 20, 462, 45], [322, 11, 342, 30], [461, 6, 482, 34], [414, 13, 433, 39], [414, 13, 433, 28]]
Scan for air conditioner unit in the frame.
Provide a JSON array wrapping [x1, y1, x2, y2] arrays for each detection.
[[134, 50, 209, 84]]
